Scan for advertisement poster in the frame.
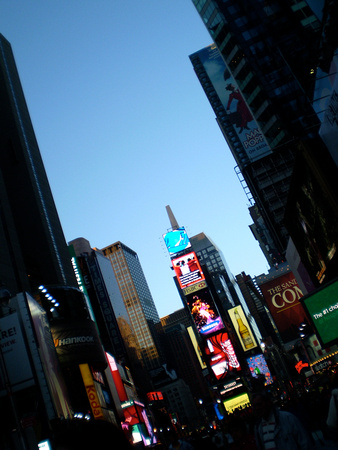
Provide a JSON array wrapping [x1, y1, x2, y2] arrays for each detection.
[[246, 354, 273, 385], [301, 279, 338, 346], [52, 319, 106, 367], [28, 295, 72, 418], [228, 306, 257, 351], [186, 288, 224, 335], [163, 227, 191, 255], [0, 312, 34, 391], [195, 44, 271, 163], [258, 271, 307, 343], [223, 393, 250, 414], [172, 251, 205, 290], [204, 332, 241, 380]]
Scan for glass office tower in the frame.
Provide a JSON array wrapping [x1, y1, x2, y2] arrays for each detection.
[[0, 34, 77, 294], [102, 242, 163, 371]]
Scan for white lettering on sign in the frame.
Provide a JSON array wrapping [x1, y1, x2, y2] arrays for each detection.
[[54, 336, 94, 347]]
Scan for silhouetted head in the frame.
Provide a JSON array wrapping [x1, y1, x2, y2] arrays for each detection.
[[251, 392, 274, 420]]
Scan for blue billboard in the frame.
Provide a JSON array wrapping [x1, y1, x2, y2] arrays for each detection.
[[163, 227, 191, 255]]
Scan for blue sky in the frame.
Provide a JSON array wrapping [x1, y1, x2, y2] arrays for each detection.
[[0, 1, 269, 317]]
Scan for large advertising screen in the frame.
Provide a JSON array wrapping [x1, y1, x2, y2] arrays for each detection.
[[186, 288, 224, 335], [194, 44, 271, 163], [204, 332, 241, 380], [246, 354, 273, 385], [228, 305, 257, 351], [172, 251, 205, 290], [301, 279, 338, 347], [163, 227, 191, 255], [258, 271, 308, 343], [223, 393, 250, 414]]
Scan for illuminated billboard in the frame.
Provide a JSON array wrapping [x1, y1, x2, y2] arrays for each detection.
[[246, 354, 273, 385], [79, 363, 104, 419], [172, 251, 205, 290], [258, 271, 307, 343], [193, 44, 271, 163], [301, 279, 338, 347], [223, 393, 250, 414], [204, 332, 240, 380], [187, 326, 207, 369], [186, 288, 224, 335], [163, 227, 191, 255], [228, 306, 257, 351], [147, 392, 164, 401]]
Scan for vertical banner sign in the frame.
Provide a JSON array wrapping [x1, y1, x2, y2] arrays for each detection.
[[79, 363, 104, 419], [195, 44, 271, 163], [228, 306, 257, 351], [204, 332, 241, 380], [258, 272, 307, 342]]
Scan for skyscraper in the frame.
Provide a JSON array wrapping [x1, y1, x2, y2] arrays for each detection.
[[69, 238, 131, 361], [0, 34, 76, 294], [189, 1, 323, 262], [189, 232, 261, 340], [102, 242, 163, 371]]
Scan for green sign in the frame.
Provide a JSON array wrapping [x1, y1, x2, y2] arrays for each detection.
[[302, 280, 338, 346]]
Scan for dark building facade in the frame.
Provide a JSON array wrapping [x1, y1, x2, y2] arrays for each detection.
[[189, 1, 324, 263], [0, 34, 76, 295], [160, 309, 210, 400], [0, 34, 121, 447], [235, 271, 282, 347], [190, 232, 261, 340], [69, 238, 153, 396], [69, 238, 131, 361]]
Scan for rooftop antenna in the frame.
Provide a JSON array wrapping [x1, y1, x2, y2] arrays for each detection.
[[165, 205, 180, 230]]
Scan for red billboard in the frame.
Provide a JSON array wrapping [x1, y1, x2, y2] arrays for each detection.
[[258, 271, 307, 342], [204, 332, 241, 380], [172, 251, 205, 290]]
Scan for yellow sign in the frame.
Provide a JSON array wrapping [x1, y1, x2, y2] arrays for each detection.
[[223, 393, 250, 413], [228, 306, 257, 351], [79, 364, 104, 419]]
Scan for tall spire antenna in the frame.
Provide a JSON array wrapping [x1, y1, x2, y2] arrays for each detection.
[[165, 205, 180, 230]]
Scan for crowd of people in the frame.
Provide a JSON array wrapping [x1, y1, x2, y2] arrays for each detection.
[[50, 372, 338, 449], [157, 372, 338, 450]]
